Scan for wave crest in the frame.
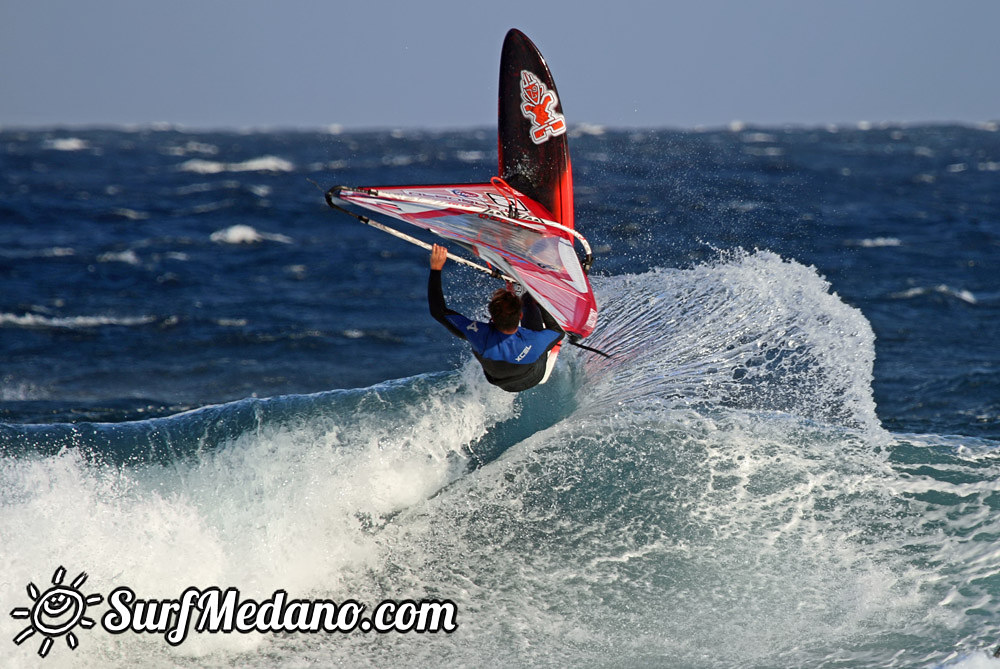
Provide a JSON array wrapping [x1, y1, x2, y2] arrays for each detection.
[[582, 250, 880, 432]]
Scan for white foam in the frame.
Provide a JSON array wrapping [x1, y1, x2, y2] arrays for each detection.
[[43, 137, 90, 151], [161, 140, 219, 157], [3, 251, 994, 667], [177, 159, 227, 174], [0, 247, 75, 259], [1, 372, 516, 664], [0, 312, 156, 329], [110, 208, 150, 221], [581, 250, 881, 432], [940, 653, 1000, 669], [0, 376, 45, 400], [848, 237, 903, 248], [210, 224, 292, 245], [891, 284, 977, 304], [456, 150, 485, 163], [569, 123, 606, 137], [97, 249, 141, 265], [1, 449, 241, 662], [178, 156, 294, 174], [742, 132, 778, 143], [362, 401, 904, 666]]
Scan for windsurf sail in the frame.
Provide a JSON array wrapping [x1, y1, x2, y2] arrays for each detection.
[[327, 181, 597, 338], [325, 29, 598, 340]]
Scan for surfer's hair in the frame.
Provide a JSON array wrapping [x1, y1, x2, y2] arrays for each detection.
[[489, 289, 522, 331]]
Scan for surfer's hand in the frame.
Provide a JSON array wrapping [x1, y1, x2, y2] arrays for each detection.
[[430, 244, 448, 270]]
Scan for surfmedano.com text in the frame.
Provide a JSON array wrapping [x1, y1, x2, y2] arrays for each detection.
[[102, 587, 458, 645]]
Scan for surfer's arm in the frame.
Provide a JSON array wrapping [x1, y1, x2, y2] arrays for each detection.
[[428, 270, 467, 339], [540, 308, 565, 338], [428, 248, 467, 340], [522, 292, 565, 339]]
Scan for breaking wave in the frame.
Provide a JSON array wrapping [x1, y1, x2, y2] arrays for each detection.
[[2, 252, 998, 668]]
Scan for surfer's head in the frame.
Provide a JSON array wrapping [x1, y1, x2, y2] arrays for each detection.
[[489, 288, 522, 332]]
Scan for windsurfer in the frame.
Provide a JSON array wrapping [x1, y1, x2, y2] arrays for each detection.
[[428, 244, 564, 392]]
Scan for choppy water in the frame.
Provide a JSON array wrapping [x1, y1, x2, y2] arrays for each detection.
[[1, 123, 999, 667]]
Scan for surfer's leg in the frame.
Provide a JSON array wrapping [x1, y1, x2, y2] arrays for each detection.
[[521, 293, 544, 331]]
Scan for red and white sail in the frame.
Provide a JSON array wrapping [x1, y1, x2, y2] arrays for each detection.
[[331, 182, 597, 338]]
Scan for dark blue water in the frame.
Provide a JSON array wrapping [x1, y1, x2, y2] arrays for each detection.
[[2, 124, 999, 668], [2, 125, 996, 436]]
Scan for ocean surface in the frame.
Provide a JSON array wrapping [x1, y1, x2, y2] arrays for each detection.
[[1, 122, 999, 668]]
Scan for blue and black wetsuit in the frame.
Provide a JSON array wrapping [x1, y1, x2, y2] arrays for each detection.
[[429, 269, 564, 392]]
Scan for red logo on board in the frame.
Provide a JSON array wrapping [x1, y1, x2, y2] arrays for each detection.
[[519, 70, 566, 144]]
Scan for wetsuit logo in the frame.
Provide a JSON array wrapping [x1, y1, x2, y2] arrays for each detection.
[[519, 70, 566, 145], [515, 345, 532, 362]]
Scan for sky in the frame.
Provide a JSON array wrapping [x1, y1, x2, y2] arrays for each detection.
[[2, 0, 999, 130]]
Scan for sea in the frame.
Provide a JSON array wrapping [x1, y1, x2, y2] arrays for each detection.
[[1, 121, 999, 668]]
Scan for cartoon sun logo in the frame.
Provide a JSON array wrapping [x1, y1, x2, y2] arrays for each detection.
[[10, 566, 103, 658]]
